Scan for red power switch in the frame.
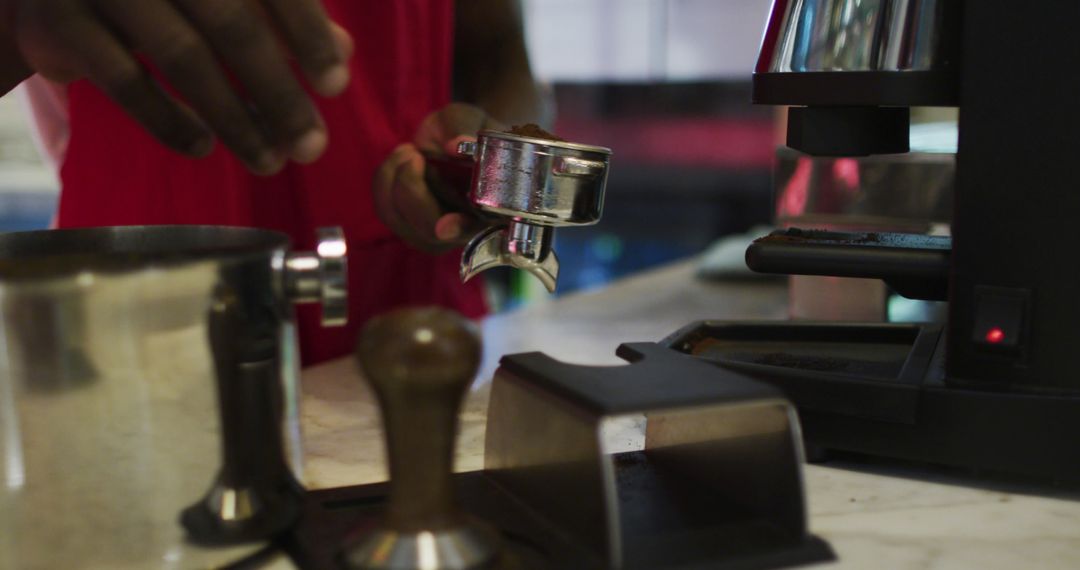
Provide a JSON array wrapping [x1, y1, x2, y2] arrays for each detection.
[[972, 287, 1028, 352]]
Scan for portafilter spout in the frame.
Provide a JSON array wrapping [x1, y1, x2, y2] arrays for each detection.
[[456, 130, 611, 293], [462, 221, 558, 293]]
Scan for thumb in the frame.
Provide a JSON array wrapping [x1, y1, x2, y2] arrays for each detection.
[[443, 134, 479, 157]]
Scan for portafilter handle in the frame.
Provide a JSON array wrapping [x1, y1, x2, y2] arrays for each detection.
[[423, 151, 482, 215], [341, 307, 502, 570]]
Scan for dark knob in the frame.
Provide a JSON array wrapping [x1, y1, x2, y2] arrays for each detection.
[[341, 307, 501, 569]]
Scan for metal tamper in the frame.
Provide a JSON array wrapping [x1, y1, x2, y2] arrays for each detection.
[[456, 130, 612, 292], [341, 307, 502, 570]]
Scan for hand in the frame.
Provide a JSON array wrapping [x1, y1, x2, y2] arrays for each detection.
[[372, 103, 503, 253], [4, 0, 354, 174]]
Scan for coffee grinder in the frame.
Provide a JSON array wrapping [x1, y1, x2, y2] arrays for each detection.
[[665, 0, 1080, 481]]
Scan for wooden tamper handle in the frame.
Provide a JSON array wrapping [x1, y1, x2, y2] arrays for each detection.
[[341, 307, 502, 570]]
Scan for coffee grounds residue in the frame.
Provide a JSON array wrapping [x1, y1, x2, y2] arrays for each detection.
[[508, 123, 565, 142], [754, 229, 881, 246], [753, 352, 850, 372]]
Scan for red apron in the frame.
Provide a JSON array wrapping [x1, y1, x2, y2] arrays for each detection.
[[54, 0, 486, 365]]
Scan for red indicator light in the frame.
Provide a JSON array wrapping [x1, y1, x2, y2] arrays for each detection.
[[985, 327, 1006, 344]]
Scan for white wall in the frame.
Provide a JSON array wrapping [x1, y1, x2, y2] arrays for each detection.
[[523, 0, 774, 82], [0, 94, 56, 194]]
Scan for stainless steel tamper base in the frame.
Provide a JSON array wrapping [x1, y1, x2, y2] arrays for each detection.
[[341, 523, 502, 570], [461, 221, 559, 293]]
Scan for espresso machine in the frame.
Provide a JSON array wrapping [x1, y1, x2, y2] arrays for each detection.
[[665, 0, 1080, 481]]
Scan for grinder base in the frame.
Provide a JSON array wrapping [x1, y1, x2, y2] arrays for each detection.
[[662, 321, 1080, 483]]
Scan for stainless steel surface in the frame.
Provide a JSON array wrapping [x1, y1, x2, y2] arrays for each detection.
[[456, 130, 611, 292], [460, 131, 609, 225], [343, 307, 501, 570], [344, 526, 502, 570], [765, 0, 946, 72], [461, 222, 558, 293], [773, 147, 954, 229], [284, 226, 348, 326], [0, 225, 346, 569]]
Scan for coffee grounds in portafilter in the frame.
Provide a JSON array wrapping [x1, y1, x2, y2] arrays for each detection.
[[508, 123, 565, 142]]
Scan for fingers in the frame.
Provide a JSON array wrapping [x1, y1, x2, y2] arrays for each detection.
[[373, 144, 467, 253], [17, 0, 214, 157], [444, 134, 478, 157], [170, 0, 326, 164], [15, 0, 350, 173], [394, 153, 445, 240], [94, 0, 289, 172], [372, 145, 426, 247], [259, 0, 351, 96], [414, 103, 505, 155], [441, 103, 506, 135], [330, 22, 355, 62]]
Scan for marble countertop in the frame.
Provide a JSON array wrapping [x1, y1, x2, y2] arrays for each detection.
[[299, 260, 1080, 569]]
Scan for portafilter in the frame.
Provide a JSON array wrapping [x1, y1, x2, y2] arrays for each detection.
[[454, 130, 612, 293]]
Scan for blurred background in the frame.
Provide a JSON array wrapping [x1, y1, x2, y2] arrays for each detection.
[[0, 0, 779, 309], [0, 94, 58, 232], [505, 0, 778, 306]]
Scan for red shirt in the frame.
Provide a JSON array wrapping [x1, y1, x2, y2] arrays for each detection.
[[52, 0, 486, 365]]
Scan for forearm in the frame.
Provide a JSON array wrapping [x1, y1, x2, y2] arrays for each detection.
[[453, 0, 553, 127]]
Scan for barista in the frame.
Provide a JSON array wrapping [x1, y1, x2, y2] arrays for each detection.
[[1, 0, 551, 364]]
